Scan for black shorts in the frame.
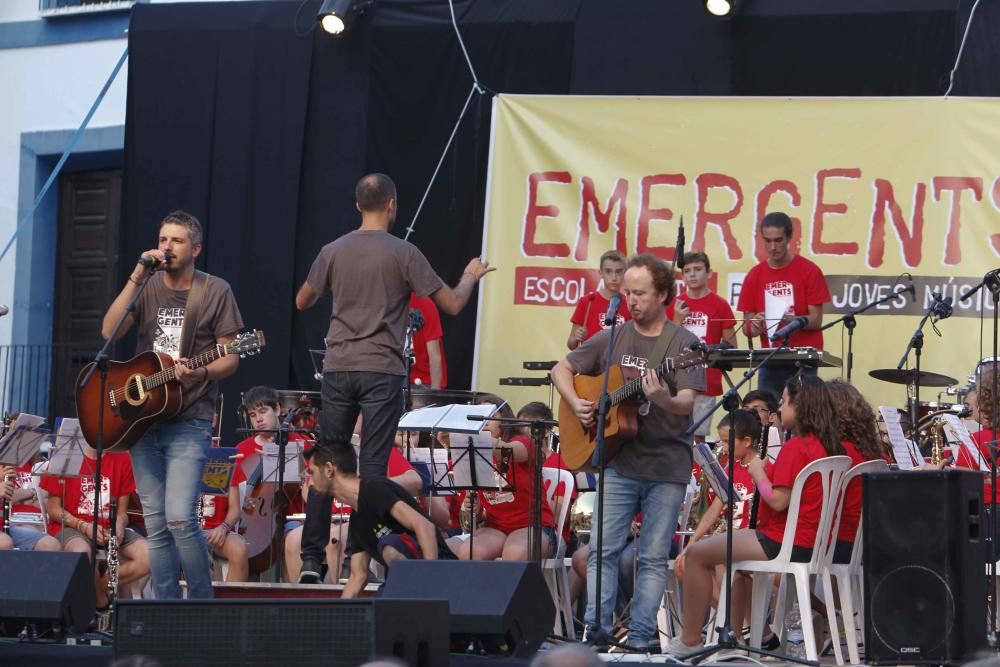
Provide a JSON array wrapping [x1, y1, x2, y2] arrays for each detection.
[[832, 539, 854, 565], [755, 531, 812, 562]]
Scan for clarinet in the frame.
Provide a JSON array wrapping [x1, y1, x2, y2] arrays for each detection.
[[107, 497, 120, 604], [748, 421, 770, 529], [2, 472, 13, 535]]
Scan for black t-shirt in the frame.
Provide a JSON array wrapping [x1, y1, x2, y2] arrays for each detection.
[[346, 477, 456, 567]]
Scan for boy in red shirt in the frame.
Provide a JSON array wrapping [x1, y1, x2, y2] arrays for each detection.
[[668, 251, 737, 444], [409, 293, 448, 389], [39, 443, 150, 607], [1, 460, 60, 552], [567, 250, 630, 350], [199, 459, 248, 582]]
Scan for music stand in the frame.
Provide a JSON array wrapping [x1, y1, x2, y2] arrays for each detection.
[[39, 418, 100, 544], [0, 414, 47, 468]]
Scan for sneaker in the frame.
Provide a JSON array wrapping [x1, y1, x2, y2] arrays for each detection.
[[627, 637, 661, 654], [665, 635, 704, 656], [762, 632, 781, 651], [298, 558, 322, 584]]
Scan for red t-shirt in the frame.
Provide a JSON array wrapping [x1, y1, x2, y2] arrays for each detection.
[[409, 293, 448, 388], [39, 453, 136, 536], [11, 462, 41, 516], [965, 428, 998, 505], [755, 434, 828, 547], [729, 461, 756, 530], [836, 441, 870, 543], [201, 454, 248, 530], [543, 451, 579, 543], [570, 291, 631, 341], [479, 436, 555, 535], [666, 292, 735, 395], [736, 255, 830, 349]]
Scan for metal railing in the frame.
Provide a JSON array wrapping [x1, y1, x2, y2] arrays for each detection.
[[0, 343, 111, 423], [39, 0, 137, 18]]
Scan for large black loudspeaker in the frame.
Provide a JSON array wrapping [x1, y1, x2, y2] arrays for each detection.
[[0, 551, 95, 634], [383, 560, 555, 658], [115, 598, 448, 667], [863, 469, 986, 664]]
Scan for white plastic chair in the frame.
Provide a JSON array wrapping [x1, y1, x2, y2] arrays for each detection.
[[718, 455, 852, 662], [660, 474, 699, 647], [822, 458, 887, 665], [541, 467, 576, 638]]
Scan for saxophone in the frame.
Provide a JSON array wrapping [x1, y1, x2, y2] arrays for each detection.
[[928, 417, 948, 466]]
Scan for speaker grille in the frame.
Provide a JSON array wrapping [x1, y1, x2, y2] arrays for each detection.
[[117, 602, 374, 666], [869, 565, 955, 654]]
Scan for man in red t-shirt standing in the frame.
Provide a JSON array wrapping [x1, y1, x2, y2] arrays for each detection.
[[667, 251, 736, 444], [736, 212, 831, 397], [567, 250, 630, 350], [408, 293, 447, 389]]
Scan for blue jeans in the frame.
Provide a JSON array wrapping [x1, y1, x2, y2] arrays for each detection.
[[586, 467, 686, 646], [131, 418, 213, 599], [303, 371, 403, 563]]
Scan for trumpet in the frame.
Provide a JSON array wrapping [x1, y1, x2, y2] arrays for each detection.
[[459, 495, 486, 533]]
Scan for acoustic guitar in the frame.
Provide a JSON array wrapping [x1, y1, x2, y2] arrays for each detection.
[[75, 330, 266, 453], [558, 346, 707, 470]]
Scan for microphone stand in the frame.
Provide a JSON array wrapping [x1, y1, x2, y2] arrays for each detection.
[[896, 299, 940, 431], [822, 285, 911, 381], [960, 269, 1000, 644], [77, 265, 157, 586], [680, 340, 816, 666]]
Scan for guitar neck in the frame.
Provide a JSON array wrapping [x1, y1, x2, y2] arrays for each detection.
[[609, 357, 673, 406], [147, 345, 225, 391]]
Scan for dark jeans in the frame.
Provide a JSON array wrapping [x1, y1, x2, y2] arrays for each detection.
[[302, 370, 404, 563], [756, 363, 817, 400]]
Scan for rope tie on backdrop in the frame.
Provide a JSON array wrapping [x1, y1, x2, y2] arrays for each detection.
[[404, 0, 490, 241], [0, 46, 129, 265], [943, 0, 982, 98]]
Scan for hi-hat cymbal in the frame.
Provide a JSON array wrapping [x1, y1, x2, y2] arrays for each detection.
[[868, 368, 958, 387]]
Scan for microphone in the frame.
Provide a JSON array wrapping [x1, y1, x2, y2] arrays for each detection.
[[674, 216, 685, 269], [138, 255, 161, 268], [930, 292, 953, 322], [0, 305, 8, 317], [906, 280, 916, 303], [770, 316, 809, 342], [604, 292, 622, 326]]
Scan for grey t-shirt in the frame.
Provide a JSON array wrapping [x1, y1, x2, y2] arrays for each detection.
[[566, 320, 706, 484], [133, 272, 244, 421], [306, 230, 444, 376]]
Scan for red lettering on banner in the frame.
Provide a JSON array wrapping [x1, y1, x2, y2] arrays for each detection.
[[576, 177, 629, 261], [932, 176, 982, 265], [992, 177, 1000, 255], [693, 173, 744, 260], [515, 266, 598, 307], [867, 179, 926, 269], [523, 171, 572, 258], [636, 174, 686, 261], [753, 180, 802, 262], [811, 168, 861, 256]]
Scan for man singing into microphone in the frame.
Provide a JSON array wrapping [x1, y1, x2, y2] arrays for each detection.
[[737, 212, 831, 396], [102, 210, 243, 598]]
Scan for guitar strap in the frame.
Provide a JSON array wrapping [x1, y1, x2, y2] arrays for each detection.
[[648, 319, 681, 368], [180, 270, 208, 360]]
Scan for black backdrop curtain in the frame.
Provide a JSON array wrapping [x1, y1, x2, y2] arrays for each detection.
[[123, 0, 1000, 436]]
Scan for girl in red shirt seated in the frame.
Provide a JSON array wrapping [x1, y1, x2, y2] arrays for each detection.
[[448, 401, 556, 561], [671, 374, 843, 653], [826, 379, 891, 564]]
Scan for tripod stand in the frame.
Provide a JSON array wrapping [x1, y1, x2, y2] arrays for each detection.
[[679, 340, 816, 666]]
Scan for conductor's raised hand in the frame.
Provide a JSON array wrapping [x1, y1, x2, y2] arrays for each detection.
[[463, 257, 496, 281]]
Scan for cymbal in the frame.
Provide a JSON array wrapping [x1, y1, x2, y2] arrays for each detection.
[[868, 368, 958, 387]]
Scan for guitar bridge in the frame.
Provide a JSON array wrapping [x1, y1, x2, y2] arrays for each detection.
[[108, 384, 121, 415]]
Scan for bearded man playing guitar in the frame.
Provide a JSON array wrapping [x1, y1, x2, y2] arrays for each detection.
[[101, 210, 243, 599], [551, 253, 706, 651]]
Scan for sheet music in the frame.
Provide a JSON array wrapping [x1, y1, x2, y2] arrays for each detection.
[[451, 433, 502, 489], [878, 406, 921, 470], [940, 413, 988, 472], [397, 403, 501, 434], [765, 426, 782, 462], [409, 447, 455, 495], [397, 405, 452, 431], [261, 441, 304, 483], [693, 442, 731, 503], [764, 292, 789, 339], [0, 413, 46, 466]]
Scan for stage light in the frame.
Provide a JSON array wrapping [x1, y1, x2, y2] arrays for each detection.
[[706, 0, 733, 16], [317, 0, 353, 35]]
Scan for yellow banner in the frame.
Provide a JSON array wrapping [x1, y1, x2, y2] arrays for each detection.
[[475, 95, 1000, 421]]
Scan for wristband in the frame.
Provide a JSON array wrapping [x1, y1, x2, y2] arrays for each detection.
[[757, 478, 773, 502], [221, 522, 232, 534], [129, 275, 142, 285]]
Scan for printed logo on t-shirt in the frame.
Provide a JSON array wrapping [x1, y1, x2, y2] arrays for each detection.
[[682, 310, 709, 342], [154, 306, 185, 360], [78, 475, 111, 519], [600, 314, 626, 331], [200, 495, 217, 523], [483, 490, 514, 505], [620, 354, 648, 370], [732, 481, 751, 524], [375, 524, 391, 539], [765, 280, 794, 306]]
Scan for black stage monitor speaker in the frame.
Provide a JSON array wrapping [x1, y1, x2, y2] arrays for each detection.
[[0, 551, 95, 634], [382, 559, 555, 658], [863, 469, 987, 665], [115, 598, 448, 667]]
